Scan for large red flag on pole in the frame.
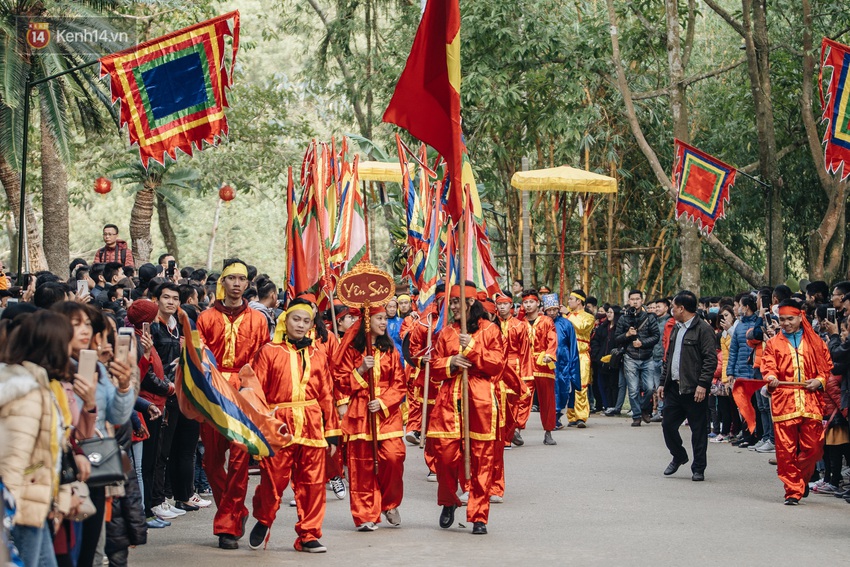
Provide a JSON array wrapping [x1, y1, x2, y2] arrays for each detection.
[[382, 0, 463, 223]]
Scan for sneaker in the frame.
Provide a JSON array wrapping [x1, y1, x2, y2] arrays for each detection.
[[749, 439, 766, 451], [219, 534, 239, 550], [329, 476, 347, 499], [755, 440, 775, 453], [708, 432, 718, 438], [576, 420, 587, 429], [357, 522, 378, 532], [511, 429, 524, 446], [405, 430, 421, 445], [554, 421, 565, 430], [709, 435, 725, 444], [604, 408, 621, 416], [289, 499, 296, 507], [631, 419, 641, 427], [248, 522, 269, 550], [426, 471, 438, 482], [489, 495, 504, 504], [383, 508, 401, 526], [146, 517, 171, 528], [161, 502, 185, 517], [298, 539, 327, 553], [531, 405, 539, 412], [650, 412, 662, 423], [810, 479, 826, 492], [816, 483, 839, 495], [189, 494, 212, 508], [174, 500, 200, 512], [151, 504, 178, 520], [504, 443, 512, 450], [543, 431, 557, 445], [459, 491, 469, 505], [784, 497, 799, 506], [566, 421, 577, 427]]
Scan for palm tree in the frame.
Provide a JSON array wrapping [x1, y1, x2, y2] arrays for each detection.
[[110, 155, 199, 264], [0, 0, 126, 274]]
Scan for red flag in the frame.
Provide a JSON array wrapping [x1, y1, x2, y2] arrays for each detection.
[[383, 0, 463, 223], [672, 139, 736, 235], [820, 38, 850, 180], [731, 378, 765, 434], [285, 167, 309, 297]]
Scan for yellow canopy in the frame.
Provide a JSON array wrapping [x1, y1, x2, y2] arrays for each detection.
[[510, 166, 617, 193], [357, 160, 411, 183]]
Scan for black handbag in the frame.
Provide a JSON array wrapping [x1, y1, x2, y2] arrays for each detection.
[[79, 431, 128, 488], [608, 347, 625, 369]]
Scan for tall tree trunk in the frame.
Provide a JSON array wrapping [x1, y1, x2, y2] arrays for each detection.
[[665, 0, 700, 294], [0, 153, 48, 272], [130, 186, 156, 264], [155, 192, 180, 263], [40, 106, 70, 277]]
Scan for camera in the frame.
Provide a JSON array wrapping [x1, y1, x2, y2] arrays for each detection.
[[624, 306, 638, 318]]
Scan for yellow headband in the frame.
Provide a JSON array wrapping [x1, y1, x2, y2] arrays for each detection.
[[272, 304, 315, 343], [570, 292, 586, 302], [397, 294, 411, 302], [216, 262, 249, 300]]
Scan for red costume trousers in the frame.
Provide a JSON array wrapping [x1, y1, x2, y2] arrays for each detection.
[[432, 438, 495, 524], [347, 438, 405, 526], [491, 439, 506, 497], [515, 380, 534, 429], [407, 396, 423, 432], [775, 418, 824, 500], [201, 423, 249, 536], [252, 443, 326, 544], [534, 377, 556, 431]]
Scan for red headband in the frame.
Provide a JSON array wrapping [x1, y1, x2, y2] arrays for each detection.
[[495, 294, 512, 305], [524, 293, 540, 302], [449, 284, 479, 299], [298, 293, 317, 305], [778, 306, 802, 316], [482, 300, 497, 315]]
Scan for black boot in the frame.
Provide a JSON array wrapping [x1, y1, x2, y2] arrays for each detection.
[[472, 522, 487, 535], [439, 505, 456, 529]]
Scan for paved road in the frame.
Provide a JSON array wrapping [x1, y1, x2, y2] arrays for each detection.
[[130, 414, 848, 565]]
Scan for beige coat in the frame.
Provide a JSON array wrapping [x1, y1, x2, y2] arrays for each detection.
[[0, 361, 66, 527]]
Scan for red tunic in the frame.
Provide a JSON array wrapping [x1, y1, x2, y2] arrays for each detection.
[[428, 319, 506, 441], [336, 345, 406, 441], [197, 301, 269, 387], [528, 315, 557, 380], [499, 316, 533, 382], [761, 333, 829, 422], [252, 341, 337, 447]]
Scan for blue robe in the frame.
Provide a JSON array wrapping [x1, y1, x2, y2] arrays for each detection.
[[554, 316, 581, 415], [387, 315, 405, 365]]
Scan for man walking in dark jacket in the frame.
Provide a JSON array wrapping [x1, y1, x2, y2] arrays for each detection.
[[658, 291, 717, 481], [611, 290, 660, 426]]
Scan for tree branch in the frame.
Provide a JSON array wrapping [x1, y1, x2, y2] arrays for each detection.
[[633, 57, 748, 100], [703, 0, 746, 37], [739, 142, 800, 174], [681, 0, 697, 70], [626, 1, 664, 38]]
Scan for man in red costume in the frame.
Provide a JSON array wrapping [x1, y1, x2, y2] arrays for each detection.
[[522, 289, 558, 445], [196, 259, 270, 549], [248, 298, 336, 552], [430, 282, 506, 535], [761, 298, 832, 505], [495, 293, 532, 448]]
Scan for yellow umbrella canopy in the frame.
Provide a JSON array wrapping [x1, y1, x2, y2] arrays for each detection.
[[510, 165, 617, 193], [357, 160, 413, 184]]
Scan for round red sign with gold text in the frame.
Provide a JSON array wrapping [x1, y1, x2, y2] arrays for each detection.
[[336, 263, 395, 308]]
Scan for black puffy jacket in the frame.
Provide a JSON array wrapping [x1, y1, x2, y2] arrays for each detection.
[[615, 309, 660, 361], [105, 422, 147, 555]]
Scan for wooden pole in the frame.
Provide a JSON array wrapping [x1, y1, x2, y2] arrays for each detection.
[[520, 157, 531, 285], [458, 206, 471, 480], [418, 313, 434, 449], [206, 198, 224, 271], [364, 302, 379, 475]]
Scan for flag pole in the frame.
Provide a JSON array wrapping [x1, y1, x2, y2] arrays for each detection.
[[458, 192, 471, 480], [418, 312, 434, 449], [364, 302, 380, 474]]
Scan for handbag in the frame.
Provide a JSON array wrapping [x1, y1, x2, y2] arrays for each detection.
[[67, 481, 97, 521], [608, 347, 625, 369], [79, 430, 128, 488]]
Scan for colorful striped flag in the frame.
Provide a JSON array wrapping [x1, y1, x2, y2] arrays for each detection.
[[175, 319, 290, 458], [820, 38, 850, 180], [672, 139, 736, 235], [285, 167, 309, 298], [99, 12, 240, 167], [329, 156, 368, 271]]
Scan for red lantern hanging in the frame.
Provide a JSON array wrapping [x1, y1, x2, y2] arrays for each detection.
[[94, 177, 112, 195], [219, 184, 235, 202]]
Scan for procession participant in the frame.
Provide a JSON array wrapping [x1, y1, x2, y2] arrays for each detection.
[[565, 289, 596, 428], [248, 298, 335, 553], [490, 295, 529, 503], [495, 293, 532, 447], [761, 298, 831, 505], [541, 295, 580, 429], [397, 293, 414, 318], [335, 305, 406, 531], [196, 259, 270, 550], [386, 298, 404, 358], [522, 289, 558, 445], [430, 282, 506, 535], [402, 284, 446, 480]]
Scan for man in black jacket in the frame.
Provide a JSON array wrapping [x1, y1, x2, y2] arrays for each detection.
[[658, 291, 717, 481], [611, 290, 660, 426]]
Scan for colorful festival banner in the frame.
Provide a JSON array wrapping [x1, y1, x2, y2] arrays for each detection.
[[672, 139, 736, 235], [99, 12, 240, 167], [820, 37, 850, 180]]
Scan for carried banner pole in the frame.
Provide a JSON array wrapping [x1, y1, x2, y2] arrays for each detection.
[[457, 195, 471, 480], [418, 313, 434, 449]]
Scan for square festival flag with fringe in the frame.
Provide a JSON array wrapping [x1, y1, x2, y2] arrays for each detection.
[[820, 37, 850, 180], [672, 139, 736, 235], [99, 11, 240, 167]]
